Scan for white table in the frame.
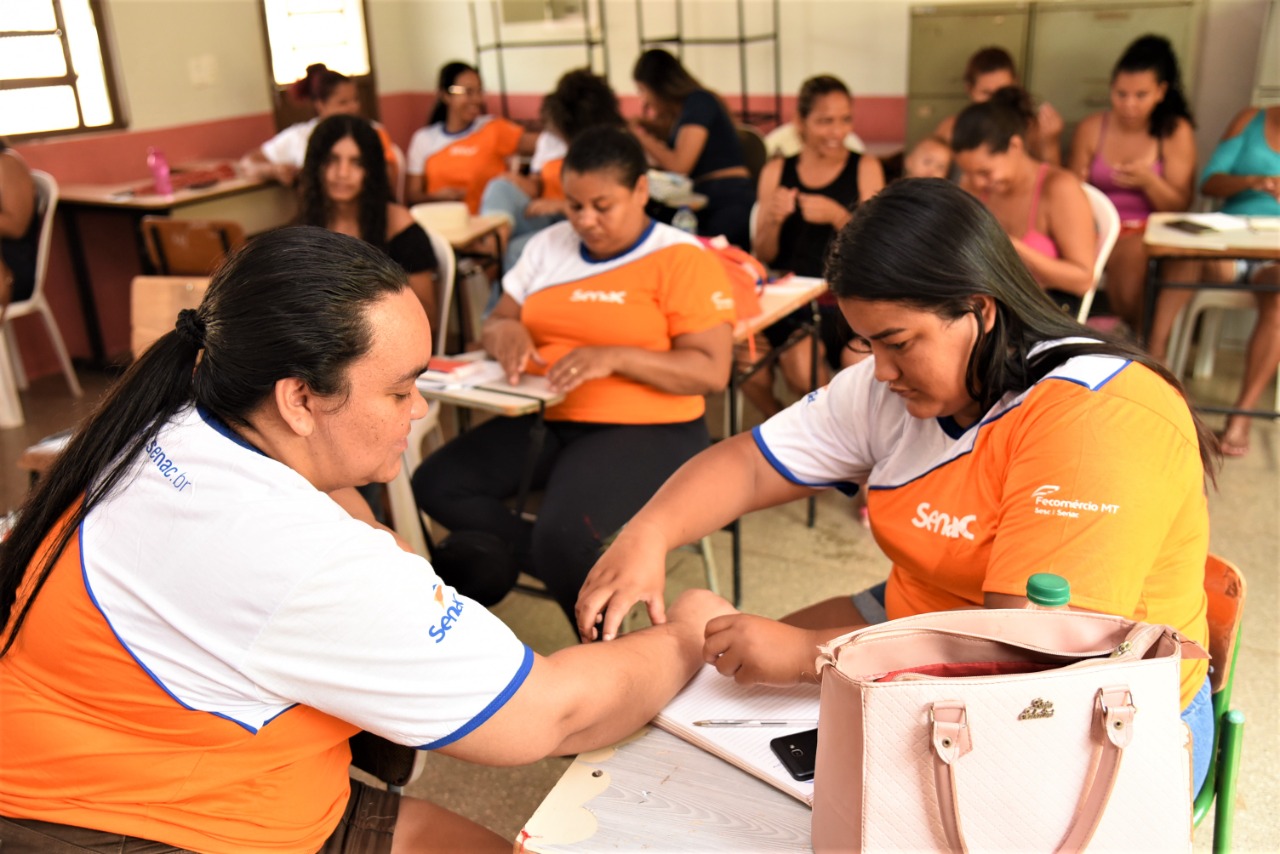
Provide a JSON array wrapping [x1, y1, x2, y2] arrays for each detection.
[[518, 726, 810, 852]]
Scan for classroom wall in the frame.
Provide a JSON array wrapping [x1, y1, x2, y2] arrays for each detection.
[[6, 0, 1271, 382]]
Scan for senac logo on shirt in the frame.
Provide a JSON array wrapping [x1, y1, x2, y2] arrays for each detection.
[[429, 583, 465, 644], [911, 502, 977, 540]]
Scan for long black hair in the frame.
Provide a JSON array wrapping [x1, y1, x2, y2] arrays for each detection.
[[1113, 34, 1194, 139], [297, 114, 390, 251], [632, 48, 705, 118], [826, 179, 1219, 478], [0, 227, 408, 655], [430, 61, 479, 126]]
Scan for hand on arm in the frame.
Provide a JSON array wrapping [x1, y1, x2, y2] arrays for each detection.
[[1115, 121, 1196, 212], [703, 614, 827, 686], [576, 433, 820, 641], [441, 588, 737, 764], [795, 193, 854, 229], [752, 159, 793, 265], [545, 323, 733, 396], [633, 122, 710, 176]]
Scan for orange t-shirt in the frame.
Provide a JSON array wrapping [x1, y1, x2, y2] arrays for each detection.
[[540, 158, 565, 201], [406, 116, 524, 214], [504, 220, 734, 424]]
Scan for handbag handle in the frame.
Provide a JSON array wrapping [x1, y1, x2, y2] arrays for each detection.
[[930, 686, 1135, 853]]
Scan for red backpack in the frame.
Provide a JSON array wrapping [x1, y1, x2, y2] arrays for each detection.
[[697, 236, 764, 322]]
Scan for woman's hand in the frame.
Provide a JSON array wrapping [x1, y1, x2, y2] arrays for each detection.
[[703, 614, 821, 687], [486, 319, 542, 384], [1110, 160, 1158, 192], [1037, 101, 1065, 143], [796, 192, 851, 227], [763, 186, 798, 223], [547, 346, 618, 393], [577, 521, 672, 642], [525, 197, 566, 218]]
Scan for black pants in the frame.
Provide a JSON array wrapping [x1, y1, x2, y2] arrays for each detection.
[[413, 416, 709, 620]]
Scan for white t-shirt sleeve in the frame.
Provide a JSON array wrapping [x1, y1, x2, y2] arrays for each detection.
[[244, 520, 531, 749], [529, 132, 568, 174], [260, 122, 311, 167], [754, 360, 882, 495], [405, 127, 431, 177]]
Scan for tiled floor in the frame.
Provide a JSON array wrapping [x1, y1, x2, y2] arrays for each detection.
[[4, 359, 1276, 851]]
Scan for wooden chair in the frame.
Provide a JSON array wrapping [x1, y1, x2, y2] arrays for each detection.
[[1194, 554, 1247, 852], [141, 216, 246, 275]]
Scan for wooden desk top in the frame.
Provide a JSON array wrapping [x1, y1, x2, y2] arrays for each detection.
[[428, 213, 508, 249], [1144, 213, 1280, 261], [518, 726, 810, 852], [417, 370, 564, 417], [60, 163, 277, 212], [735, 276, 828, 342]]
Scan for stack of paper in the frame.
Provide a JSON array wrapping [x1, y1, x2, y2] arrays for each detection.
[[418, 357, 507, 389], [653, 664, 820, 805]]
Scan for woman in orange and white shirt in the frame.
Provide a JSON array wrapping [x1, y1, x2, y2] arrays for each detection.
[[405, 62, 536, 213]]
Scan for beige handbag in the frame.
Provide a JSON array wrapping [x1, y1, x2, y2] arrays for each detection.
[[812, 609, 1207, 853]]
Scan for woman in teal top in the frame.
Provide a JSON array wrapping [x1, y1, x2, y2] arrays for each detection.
[[1149, 106, 1280, 456]]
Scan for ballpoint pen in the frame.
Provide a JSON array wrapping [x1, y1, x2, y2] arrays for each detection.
[[693, 719, 817, 727]]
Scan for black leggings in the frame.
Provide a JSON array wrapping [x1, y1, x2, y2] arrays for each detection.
[[412, 416, 710, 620]]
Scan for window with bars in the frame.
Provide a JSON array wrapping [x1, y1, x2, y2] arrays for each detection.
[[0, 0, 123, 139]]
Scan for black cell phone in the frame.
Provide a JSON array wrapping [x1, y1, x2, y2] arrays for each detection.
[[769, 728, 819, 782], [1166, 218, 1216, 235]]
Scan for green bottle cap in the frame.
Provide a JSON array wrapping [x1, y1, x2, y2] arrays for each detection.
[[1026, 573, 1070, 607]]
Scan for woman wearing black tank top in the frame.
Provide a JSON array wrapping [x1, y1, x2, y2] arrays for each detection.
[[748, 76, 884, 417]]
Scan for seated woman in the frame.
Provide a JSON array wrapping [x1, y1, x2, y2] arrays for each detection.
[[748, 75, 885, 417], [0, 139, 37, 315], [405, 61, 536, 213], [578, 179, 1219, 797], [242, 63, 399, 189], [0, 227, 733, 853], [934, 46, 1064, 166], [413, 126, 734, 623], [1150, 105, 1280, 456], [953, 87, 1095, 317], [1069, 34, 1197, 330], [480, 68, 625, 271], [298, 114, 439, 334], [630, 48, 755, 249]]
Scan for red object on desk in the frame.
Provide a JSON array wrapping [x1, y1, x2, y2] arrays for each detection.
[[139, 162, 236, 195]]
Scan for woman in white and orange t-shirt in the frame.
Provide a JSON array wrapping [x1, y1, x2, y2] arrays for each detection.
[[405, 62, 536, 212], [414, 126, 734, 623]]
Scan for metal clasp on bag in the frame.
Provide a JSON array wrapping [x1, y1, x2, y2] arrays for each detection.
[[929, 701, 973, 764], [1097, 686, 1137, 748]]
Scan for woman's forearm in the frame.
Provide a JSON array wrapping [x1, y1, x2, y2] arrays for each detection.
[[606, 337, 731, 396], [1201, 173, 1271, 200]]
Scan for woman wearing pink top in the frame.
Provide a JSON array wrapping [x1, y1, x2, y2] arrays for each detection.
[[953, 88, 1094, 317], [1069, 35, 1197, 329]]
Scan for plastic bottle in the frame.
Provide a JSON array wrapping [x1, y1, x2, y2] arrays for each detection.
[[1025, 573, 1070, 610], [672, 206, 698, 234], [146, 146, 173, 196]]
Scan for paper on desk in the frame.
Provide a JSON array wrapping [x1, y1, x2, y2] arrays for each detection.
[[653, 664, 819, 806], [417, 358, 506, 389]]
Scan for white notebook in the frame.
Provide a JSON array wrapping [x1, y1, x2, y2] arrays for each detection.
[[653, 664, 820, 805]]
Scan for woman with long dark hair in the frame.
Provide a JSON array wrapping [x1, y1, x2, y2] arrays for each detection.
[[298, 114, 439, 333], [579, 178, 1219, 795], [405, 61, 536, 211], [953, 86, 1095, 317], [243, 63, 399, 188], [1069, 34, 1197, 329], [0, 227, 731, 853], [631, 48, 755, 248]]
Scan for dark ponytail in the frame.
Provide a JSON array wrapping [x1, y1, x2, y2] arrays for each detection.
[[0, 227, 408, 655], [1113, 35, 1194, 139], [291, 63, 350, 107]]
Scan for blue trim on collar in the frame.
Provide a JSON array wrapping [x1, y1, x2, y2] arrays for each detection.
[[438, 118, 478, 139], [578, 219, 657, 264], [935, 416, 972, 440], [197, 405, 265, 456]]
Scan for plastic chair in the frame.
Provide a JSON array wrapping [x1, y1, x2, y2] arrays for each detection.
[[141, 216, 246, 276], [735, 124, 769, 183], [4, 170, 82, 398], [762, 122, 865, 159], [1166, 290, 1280, 414], [1194, 554, 1247, 852], [1079, 183, 1120, 324]]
